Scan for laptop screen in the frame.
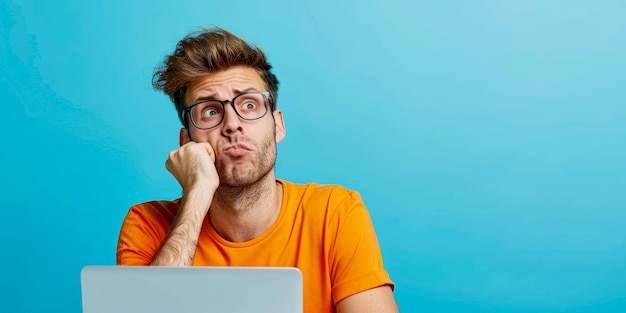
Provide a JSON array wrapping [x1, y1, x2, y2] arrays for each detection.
[[81, 266, 302, 313]]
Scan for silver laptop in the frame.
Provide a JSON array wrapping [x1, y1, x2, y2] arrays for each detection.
[[81, 266, 302, 313]]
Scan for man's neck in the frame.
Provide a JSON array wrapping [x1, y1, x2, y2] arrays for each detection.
[[209, 172, 282, 242]]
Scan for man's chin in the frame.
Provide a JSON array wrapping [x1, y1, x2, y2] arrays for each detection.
[[219, 177, 254, 188], [218, 169, 258, 188], [217, 166, 273, 189]]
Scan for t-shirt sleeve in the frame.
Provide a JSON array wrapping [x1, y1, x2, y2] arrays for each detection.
[[328, 190, 394, 304], [116, 201, 174, 265]]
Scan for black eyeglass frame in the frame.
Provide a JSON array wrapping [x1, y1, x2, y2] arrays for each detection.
[[182, 91, 272, 130]]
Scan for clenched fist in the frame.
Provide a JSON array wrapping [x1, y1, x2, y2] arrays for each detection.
[[165, 142, 220, 194]]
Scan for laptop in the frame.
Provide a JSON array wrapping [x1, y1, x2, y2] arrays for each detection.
[[81, 266, 302, 313]]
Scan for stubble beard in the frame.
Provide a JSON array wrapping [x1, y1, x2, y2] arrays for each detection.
[[215, 131, 277, 189]]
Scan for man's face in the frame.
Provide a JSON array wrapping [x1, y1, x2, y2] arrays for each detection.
[[181, 66, 285, 187]]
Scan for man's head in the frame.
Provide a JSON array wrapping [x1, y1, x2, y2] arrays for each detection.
[[152, 27, 280, 126], [152, 27, 285, 188]]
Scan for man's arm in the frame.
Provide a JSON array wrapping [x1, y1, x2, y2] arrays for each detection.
[[328, 189, 397, 311], [150, 141, 219, 266], [150, 186, 213, 265], [336, 286, 398, 313]]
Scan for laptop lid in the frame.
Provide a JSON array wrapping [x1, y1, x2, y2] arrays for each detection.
[[81, 266, 302, 313]]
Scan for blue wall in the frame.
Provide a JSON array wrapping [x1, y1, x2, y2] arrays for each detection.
[[1, 1, 625, 312]]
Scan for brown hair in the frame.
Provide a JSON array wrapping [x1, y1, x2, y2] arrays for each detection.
[[152, 27, 279, 125]]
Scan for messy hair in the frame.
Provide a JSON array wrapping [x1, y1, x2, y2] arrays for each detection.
[[152, 27, 279, 125]]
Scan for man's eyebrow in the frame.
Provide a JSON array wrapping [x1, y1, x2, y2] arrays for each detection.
[[193, 88, 261, 103], [194, 94, 219, 103], [233, 87, 260, 94]]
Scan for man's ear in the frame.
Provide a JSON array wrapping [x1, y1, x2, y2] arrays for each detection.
[[179, 127, 191, 146], [273, 110, 286, 144]]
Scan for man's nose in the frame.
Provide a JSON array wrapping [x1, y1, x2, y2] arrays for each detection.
[[221, 102, 242, 135]]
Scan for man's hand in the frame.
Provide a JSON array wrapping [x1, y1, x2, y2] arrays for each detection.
[[151, 142, 219, 266], [166, 141, 220, 194]]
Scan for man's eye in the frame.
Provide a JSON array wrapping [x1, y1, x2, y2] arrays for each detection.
[[202, 109, 218, 117], [244, 102, 256, 110]]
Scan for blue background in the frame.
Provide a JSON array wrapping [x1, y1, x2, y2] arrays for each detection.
[[1, 0, 625, 312]]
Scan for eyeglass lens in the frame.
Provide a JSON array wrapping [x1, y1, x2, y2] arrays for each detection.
[[189, 92, 267, 129]]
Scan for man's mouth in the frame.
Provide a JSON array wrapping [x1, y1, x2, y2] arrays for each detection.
[[223, 144, 252, 157]]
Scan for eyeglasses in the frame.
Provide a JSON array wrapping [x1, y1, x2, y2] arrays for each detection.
[[183, 91, 271, 130]]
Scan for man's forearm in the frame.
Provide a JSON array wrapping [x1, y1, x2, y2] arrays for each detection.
[[150, 188, 213, 266]]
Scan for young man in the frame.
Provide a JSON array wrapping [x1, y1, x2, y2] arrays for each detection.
[[117, 27, 398, 313]]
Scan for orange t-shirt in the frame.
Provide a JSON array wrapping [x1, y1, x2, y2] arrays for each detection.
[[117, 180, 394, 312]]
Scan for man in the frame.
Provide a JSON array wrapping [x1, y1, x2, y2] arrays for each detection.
[[117, 27, 398, 313]]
